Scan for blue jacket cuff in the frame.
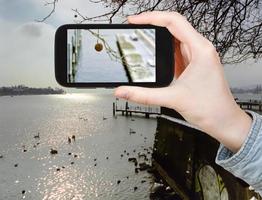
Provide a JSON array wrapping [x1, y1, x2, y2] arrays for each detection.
[[215, 110, 262, 195]]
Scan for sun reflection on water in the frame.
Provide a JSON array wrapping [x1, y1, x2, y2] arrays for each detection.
[[41, 167, 86, 200], [53, 93, 100, 102], [39, 165, 112, 200]]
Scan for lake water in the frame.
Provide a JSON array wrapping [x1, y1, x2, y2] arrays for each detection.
[[0, 93, 157, 200], [1, 92, 261, 200]]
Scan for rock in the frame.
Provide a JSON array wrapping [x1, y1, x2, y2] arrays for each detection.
[[117, 180, 121, 184], [34, 133, 40, 139], [22, 190, 26, 194], [68, 137, 71, 144], [94, 163, 97, 167], [50, 149, 58, 155], [141, 180, 146, 183], [94, 158, 97, 161], [150, 183, 180, 200], [68, 152, 72, 155], [72, 135, 76, 141], [134, 186, 138, 191], [106, 157, 109, 160], [165, 193, 181, 200], [127, 153, 129, 156], [14, 164, 18, 167], [166, 186, 172, 192], [23, 149, 27, 153], [74, 154, 78, 158], [128, 158, 138, 167], [56, 168, 60, 171], [0, 154, 3, 159], [135, 168, 139, 173], [138, 153, 147, 159], [128, 157, 137, 162], [126, 176, 129, 179], [71, 162, 74, 165], [139, 162, 151, 171], [151, 182, 165, 194], [120, 154, 123, 158], [147, 167, 155, 174]]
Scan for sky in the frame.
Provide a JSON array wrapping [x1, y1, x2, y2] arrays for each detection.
[[0, 0, 261, 89]]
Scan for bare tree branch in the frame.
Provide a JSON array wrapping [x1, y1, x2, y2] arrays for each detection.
[[38, 0, 262, 64], [85, 29, 126, 63], [36, 0, 58, 22]]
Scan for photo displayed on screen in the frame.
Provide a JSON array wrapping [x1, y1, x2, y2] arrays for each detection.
[[67, 29, 156, 83]]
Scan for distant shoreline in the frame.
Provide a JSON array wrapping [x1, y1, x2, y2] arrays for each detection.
[[0, 85, 65, 97], [0, 93, 65, 97]]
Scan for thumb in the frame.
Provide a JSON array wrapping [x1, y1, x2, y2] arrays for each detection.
[[114, 86, 175, 107]]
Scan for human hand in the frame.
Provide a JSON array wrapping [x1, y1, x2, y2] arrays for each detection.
[[114, 11, 252, 152]]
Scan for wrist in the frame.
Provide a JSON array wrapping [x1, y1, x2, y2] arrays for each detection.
[[200, 103, 252, 153]]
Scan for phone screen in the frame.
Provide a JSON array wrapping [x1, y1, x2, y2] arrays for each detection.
[[67, 29, 156, 83]]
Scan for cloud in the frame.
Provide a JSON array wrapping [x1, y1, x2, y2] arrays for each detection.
[[0, 20, 57, 87], [0, 1, 50, 24], [17, 22, 44, 37], [0, 0, 116, 88]]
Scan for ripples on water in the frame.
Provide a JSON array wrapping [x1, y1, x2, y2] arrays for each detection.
[[0, 93, 157, 200]]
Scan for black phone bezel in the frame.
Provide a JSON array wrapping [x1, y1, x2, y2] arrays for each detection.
[[55, 24, 174, 88]]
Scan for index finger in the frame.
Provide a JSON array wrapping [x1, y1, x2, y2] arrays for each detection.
[[128, 11, 205, 50]]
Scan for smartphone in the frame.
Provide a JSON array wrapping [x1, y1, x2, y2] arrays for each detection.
[[55, 24, 174, 88]]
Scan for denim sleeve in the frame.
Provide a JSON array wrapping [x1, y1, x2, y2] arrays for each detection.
[[215, 110, 262, 196]]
